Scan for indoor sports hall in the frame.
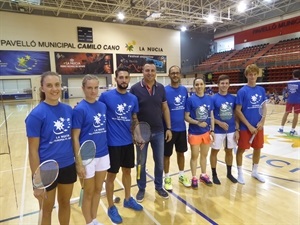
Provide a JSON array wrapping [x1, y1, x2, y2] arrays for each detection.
[[0, 0, 300, 224]]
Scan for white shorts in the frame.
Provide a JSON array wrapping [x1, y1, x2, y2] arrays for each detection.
[[84, 154, 110, 179], [211, 132, 237, 150]]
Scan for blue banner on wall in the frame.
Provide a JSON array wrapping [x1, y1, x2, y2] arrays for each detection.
[[0, 51, 50, 75]]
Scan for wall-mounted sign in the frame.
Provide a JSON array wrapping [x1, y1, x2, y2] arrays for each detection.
[[77, 27, 93, 43], [55, 52, 113, 75], [0, 50, 50, 75], [116, 54, 167, 73]]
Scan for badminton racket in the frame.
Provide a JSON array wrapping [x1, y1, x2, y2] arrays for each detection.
[[219, 102, 234, 149], [195, 105, 214, 141], [78, 140, 96, 207], [249, 99, 274, 144], [195, 105, 209, 125], [32, 159, 59, 225], [132, 122, 151, 180]]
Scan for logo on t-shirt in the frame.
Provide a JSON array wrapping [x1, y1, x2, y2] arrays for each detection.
[[219, 102, 233, 121], [250, 94, 263, 105], [174, 95, 185, 106], [171, 94, 185, 111], [196, 105, 210, 121], [93, 113, 106, 128], [53, 117, 71, 135], [115, 103, 132, 116]]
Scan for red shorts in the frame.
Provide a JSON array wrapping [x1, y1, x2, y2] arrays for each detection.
[[286, 103, 300, 114], [238, 129, 264, 150], [188, 132, 211, 145]]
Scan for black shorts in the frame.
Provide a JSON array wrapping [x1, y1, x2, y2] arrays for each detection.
[[46, 163, 77, 192], [164, 131, 188, 157], [107, 144, 135, 173]]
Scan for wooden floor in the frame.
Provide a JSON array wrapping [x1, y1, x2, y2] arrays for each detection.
[[0, 99, 299, 225]]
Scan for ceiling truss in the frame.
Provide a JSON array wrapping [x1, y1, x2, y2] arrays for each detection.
[[0, 0, 299, 34]]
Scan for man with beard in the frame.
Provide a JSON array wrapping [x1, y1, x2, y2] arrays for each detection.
[[99, 67, 143, 224]]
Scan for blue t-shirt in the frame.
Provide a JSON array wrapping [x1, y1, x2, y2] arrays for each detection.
[[185, 94, 213, 135], [99, 89, 139, 146], [165, 85, 187, 132], [212, 93, 236, 134], [236, 85, 266, 131], [25, 102, 74, 168], [287, 79, 300, 104], [72, 100, 108, 158]]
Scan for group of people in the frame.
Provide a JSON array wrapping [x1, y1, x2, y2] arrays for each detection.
[[25, 62, 299, 225]]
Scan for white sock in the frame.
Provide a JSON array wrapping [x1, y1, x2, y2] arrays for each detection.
[[291, 128, 295, 132], [280, 126, 284, 130], [252, 164, 258, 175], [252, 164, 265, 183], [87, 222, 93, 225], [237, 166, 245, 184], [179, 171, 184, 176], [165, 173, 170, 178], [93, 219, 103, 225]]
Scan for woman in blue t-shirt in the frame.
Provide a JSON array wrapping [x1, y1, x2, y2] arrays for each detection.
[[185, 76, 215, 189], [72, 75, 110, 225], [25, 72, 77, 225]]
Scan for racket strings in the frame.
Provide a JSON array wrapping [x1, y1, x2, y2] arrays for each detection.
[[79, 140, 96, 165], [133, 123, 151, 144], [33, 161, 59, 189]]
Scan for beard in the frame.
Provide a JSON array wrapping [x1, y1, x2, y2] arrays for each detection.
[[117, 83, 128, 90]]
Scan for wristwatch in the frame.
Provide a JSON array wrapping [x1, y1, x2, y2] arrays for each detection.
[[166, 128, 172, 131]]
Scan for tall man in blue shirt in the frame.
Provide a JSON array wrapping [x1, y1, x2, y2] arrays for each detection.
[[164, 65, 191, 191], [130, 61, 172, 202], [99, 67, 143, 224]]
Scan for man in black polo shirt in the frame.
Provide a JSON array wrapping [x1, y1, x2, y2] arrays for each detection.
[[130, 61, 172, 202]]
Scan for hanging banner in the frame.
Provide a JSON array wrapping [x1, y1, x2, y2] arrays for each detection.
[[116, 54, 167, 73], [0, 50, 50, 75], [55, 52, 113, 75]]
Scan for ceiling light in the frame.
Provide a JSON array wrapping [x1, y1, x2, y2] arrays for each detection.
[[181, 26, 187, 32], [237, 1, 247, 13], [117, 12, 125, 21], [205, 14, 215, 24], [145, 11, 161, 21], [151, 12, 161, 18]]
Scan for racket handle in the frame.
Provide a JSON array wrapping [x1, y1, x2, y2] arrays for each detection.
[[78, 188, 84, 207], [249, 134, 256, 144], [137, 165, 141, 180], [38, 209, 43, 225]]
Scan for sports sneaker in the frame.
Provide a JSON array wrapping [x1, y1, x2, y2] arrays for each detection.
[[164, 177, 173, 191], [252, 173, 265, 183], [278, 128, 284, 133], [191, 177, 198, 189], [107, 205, 122, 224], [136, 189, 145, 203], [155, 188, 169, 199], [289, 130, 298, 136], [179, 175, 191, 187], [123, 197, 143, 211], [200, 174, 213, 186]]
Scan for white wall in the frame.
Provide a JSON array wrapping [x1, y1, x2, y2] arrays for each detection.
[[0, 12, 181, 70], [0, 11, 181, 99]]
